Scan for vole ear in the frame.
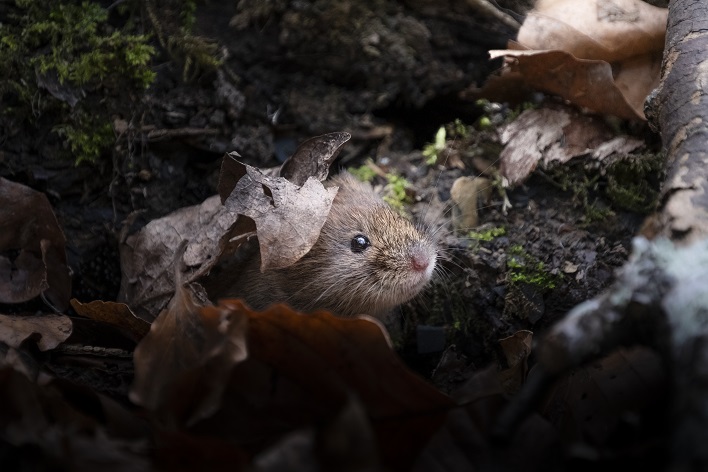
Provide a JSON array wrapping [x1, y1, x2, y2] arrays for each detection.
[[328, 172, 380, 206]]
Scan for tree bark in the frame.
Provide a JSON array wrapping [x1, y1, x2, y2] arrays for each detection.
[[501, 2, 708, 468], [647, 0, 708, 244]]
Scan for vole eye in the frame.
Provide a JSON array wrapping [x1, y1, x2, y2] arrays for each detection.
[[350, 234, 371, 253]]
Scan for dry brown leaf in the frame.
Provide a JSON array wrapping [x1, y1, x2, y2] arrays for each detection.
[[191, 300, 454, 471], [498, 330, 533, 394], [70, 299, 151, 341], [489, 48, 661, 120], [130, 283, 248, 428], [0, 178, 71, 311], [224, 165, 338, 271], [486, 0, 666, 119], [153, 430, 250, 471], [279, 132, 351, 186], [540, 346, 666, 446], [0, 313, 72, 351], [499, 105, 644, 186], [118, 195, 247, 320]]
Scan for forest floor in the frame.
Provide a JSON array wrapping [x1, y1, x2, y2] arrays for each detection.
[[0, 1, 666, 469]]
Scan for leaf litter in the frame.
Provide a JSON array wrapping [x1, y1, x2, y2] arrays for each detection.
[[0, 18, 670, 466], [481, 0, 667, 120]]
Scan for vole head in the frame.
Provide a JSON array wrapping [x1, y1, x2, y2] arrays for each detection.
[[294, 173, 438, 316]]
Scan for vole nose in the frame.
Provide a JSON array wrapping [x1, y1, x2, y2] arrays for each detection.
[[410, 247, 431, 272]]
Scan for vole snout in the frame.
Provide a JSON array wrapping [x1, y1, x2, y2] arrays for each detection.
[[410, 243, 435, 273]]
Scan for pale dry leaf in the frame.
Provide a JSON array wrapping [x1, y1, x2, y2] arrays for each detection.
[[522, 0, 667, 62], [0, 313, 72, 351], [500, 107, 572, 186], [499, 105, 643, 186], [225, 165, 338, 271], [118, 194, 250, 320], [121, 132, 350, 318], [450, 176, 492, 232], [0, 178, 71, 311]]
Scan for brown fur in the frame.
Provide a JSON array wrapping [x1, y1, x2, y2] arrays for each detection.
[[219, 173, 438, 317]]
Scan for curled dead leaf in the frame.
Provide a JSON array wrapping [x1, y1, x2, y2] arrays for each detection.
[[0, 178, 71, 311], [130, 284, 248, 428], [279, 132, 351, 186], [120, 132, 349, 319], [70, 299, 151, 341], [224, 165, 338, 271]]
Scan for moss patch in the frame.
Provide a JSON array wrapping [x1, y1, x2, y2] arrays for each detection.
[[507, 245, 559, 290], [606, 152, 665, 214], [1, 0, 157, 164], [468, 226, 506, 242], [348, 160, 377, 182], [383, 173, 412, 214]]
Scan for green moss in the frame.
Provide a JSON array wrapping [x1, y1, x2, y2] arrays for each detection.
[[478, 116, 492, 130], [1, 0, 156, 164], [468, 226, 506, 242], [53, 118, 113, 165], [422, 126, 446, 165], [606, 152, 665, 213], [507, 245, 559, 290], [451, 118, 468, 138], [348, 161, 377, 182], [383, 173, 412, 213], [12, 2, 156, 89], [146, 0, 222, 82], [546, 165, 615, 223]]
